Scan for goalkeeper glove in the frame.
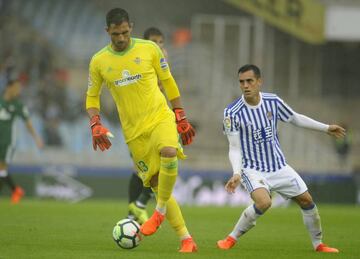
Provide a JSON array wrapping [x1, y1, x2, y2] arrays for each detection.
[[90, 115, 113, 151], [173, 108, 195, 145]]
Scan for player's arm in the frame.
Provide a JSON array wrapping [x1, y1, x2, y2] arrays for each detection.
[[25, 119, 44, 149], [86, 58, 113, 151], [154, 42, 195, 145], [276, 96, 345, 139], [290, 112, 346, 138], [224, 133, 242, 194], [18, 104, 43, 149], [161, 77, 195, 145], [156, 47, 168, 94], [223, 110, 242, 193]]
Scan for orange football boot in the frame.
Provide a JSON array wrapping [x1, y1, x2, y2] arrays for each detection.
[[140, 210, 165, 236], [217, 236, 237, 250], [179, 237, 198, 253], [11, 186, 25, 204], [316, 243, 339, 253]]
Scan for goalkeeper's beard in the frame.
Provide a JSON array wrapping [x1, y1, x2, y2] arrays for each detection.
[[114, 41, 128, 51]]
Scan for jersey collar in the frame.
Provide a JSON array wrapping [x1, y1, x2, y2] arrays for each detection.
[[107, 38, 136, 56], [242, 92, 263, 109]]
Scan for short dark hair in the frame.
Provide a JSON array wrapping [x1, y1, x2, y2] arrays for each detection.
[[143, 27, 163, 40], [238, 64, 261, 78], [106, 8, 130, 27]]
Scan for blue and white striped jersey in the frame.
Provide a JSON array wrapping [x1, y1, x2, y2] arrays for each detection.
[[223, 92, 294, 172]]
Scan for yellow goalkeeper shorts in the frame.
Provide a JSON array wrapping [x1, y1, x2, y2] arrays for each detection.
[[128, 116, 186, 187]]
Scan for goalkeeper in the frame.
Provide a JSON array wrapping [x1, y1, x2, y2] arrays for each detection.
[[86, 8, 197, 253], [127, 27, 171, 225]]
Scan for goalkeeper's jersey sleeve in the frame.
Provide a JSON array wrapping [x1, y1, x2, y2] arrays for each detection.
[[86, 38, 175, 143]]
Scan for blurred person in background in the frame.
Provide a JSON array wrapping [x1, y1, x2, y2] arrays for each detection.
[[127, 27, 169, 225], [144, 27, 168, 59], [86, 8, 197, 252], [218, 64, 345, 253], [333, 123, 352, 169], [0, 80, 43, 204]]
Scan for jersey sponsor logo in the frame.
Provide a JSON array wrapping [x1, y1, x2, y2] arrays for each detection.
[[160, 58, 168, 70], [253, 126, 273, 144], [114, 70, 142, 87]]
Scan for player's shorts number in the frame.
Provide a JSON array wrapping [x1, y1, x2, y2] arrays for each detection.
[[137, 161, 149, 172]]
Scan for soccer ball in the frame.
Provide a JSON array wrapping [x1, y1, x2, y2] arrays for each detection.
[[112, 219, 142, 249]]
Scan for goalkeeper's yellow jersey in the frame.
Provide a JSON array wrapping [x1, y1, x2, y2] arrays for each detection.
[[86, 38, 174, 143]]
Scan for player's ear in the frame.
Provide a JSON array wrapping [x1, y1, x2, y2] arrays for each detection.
[[129, 22, 134, 28], [129, 22, 134, 32], [105, 26, 110, 34]]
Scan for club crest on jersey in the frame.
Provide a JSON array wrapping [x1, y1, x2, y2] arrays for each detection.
[[114, 70, 142, 87], [266, 111, 273, 120], [160, 58, 168, 70], [134, 57, 141, 64]]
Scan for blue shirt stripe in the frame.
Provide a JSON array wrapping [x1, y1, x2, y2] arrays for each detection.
[[250, 108, 264, 171], [259, 104, 271, 172]]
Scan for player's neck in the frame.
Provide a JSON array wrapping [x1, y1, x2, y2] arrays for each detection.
[[111, 39, 131, 52], [244, 94, 261, 106]]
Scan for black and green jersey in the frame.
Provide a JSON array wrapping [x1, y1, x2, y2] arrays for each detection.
[[0, 96, 29, 146]]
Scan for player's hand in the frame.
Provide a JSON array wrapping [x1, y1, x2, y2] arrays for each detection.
[[35, 136, 44, 149], [225, 174, 241, 194], [327, 125, 346, 139], [90, 115, 113, 151], [173, 108, 195, 145]]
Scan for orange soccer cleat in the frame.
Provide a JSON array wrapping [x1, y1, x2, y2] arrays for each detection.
[[140, 210, 165, 236], [315, 243, 339, 253], [217, 236, 237, 250], [11, 186, 25, 204], [179, 237, 198, 253]]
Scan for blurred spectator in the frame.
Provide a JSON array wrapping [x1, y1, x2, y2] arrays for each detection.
[[334, 123, 352, 168], [0, 80, 44, 203], [353, 165, 360, 205], [0, 53, 17, 92], [172, 28, 192, 48]]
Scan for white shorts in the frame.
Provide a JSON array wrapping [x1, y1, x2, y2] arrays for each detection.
[[240, 164, 308, 199]]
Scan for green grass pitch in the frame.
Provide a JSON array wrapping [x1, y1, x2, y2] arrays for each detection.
[[0, 199, 359, 259]]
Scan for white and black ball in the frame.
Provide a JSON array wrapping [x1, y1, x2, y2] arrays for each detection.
[[112, 219, 142, 249]]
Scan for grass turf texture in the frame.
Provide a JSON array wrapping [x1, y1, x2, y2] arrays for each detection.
[[0, 199, 359, 259]]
